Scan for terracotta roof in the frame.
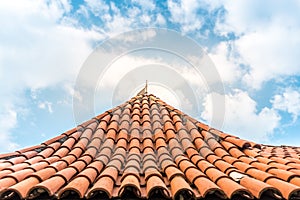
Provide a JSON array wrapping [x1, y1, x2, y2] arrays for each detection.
[[0, 94, 300, 200]]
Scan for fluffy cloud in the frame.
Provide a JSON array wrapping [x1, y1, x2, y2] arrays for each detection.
[[164, 0, 300, 89], [38, 101, 53, 113], [0, 0, 101, 90], [0, 105, 19, 152], [167, 0, 203, 33], [132, 0, 155, 11], [84, 0, 110, 16], [208, 42, 242, 84], [271, 88, 300, 122], [215, 0, 300, 35], [0, 0, 101, 152], [201, 90, 280, 142], [155, 14, 166, 25], [82, 0, 160, 36], [236, 26, 300, 89], [213, 0, 300, 89]]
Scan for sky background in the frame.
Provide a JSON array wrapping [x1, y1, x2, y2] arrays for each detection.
[[1, 0, 300, 152]]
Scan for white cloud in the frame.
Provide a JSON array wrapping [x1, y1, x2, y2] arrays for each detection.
[[132, 0, 155, 11], [156, 13, 166, 25], [115, 28, 157, 43], [102, 2, 135, 35], [0, 0, 101, 151], [215, 0, 300, 35], [208, 42, 242, 84], [96, 51, 207, 93], [0, 105, 19, 152], [236, 26, 300, 89], [271, 88, 300, 122], [80, 0, 160, 36], [167, 0, 203, 33], [38, 101, 53, 113], [140, 14, 152, 25], [64, 83, 83, 103], [97, 55, 160, 88], [94, 2, 157, 35], [201, 90, 280, 142], [91, 51, 207, 119], [212, 0, 300, 89], [84, 0, 109, 17], [0, 0, 101, 90]]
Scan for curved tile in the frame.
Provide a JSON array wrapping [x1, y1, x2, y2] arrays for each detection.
[[267, 168, 299, 181], [216, 177, 252, 199], [251, 162, 276, 172], [290, 177, 300, 187], [240, 176, 281, 199], [118, 174, 141, 197], [58, 176, 90, 199], [87, 176, 115, 198], [213, 159, 237, 174], [5, 156, 27, 165], [224, 136, 251, 149], [52, 147, 70, 158], [146, 175, 170, 199], [1, 177, 40, 199], [2, 168, 34, 183], [29, 167, 56, 181], [170, 176, 194, 200], [28, 176, 65, 197], [0, 170, 14, 179], [193, 176, 225, 198], [24, 156, 44, 165], [0, 177, 18, 192], [266, 177, 300, 199], [245, 168, 275, 182], [5, 162, 29, 172], [185, 167, 206, 183], [0, 163, 13, 171], [165, 166, 184, 181]]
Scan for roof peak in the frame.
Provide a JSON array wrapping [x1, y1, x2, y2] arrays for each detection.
[[136, 80, 148, 96]]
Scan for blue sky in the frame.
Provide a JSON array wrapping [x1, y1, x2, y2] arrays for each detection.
[[1, 0, 300, 152]]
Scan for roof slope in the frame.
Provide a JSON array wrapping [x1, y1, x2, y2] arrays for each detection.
[[0, 94, 300, 200]]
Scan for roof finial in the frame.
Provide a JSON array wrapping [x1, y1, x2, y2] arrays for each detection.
[[145, 80, 148, 94], [136, 80, 148, 96]]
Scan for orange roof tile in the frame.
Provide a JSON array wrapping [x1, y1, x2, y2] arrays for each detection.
[[0, 93, 300, 200]]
